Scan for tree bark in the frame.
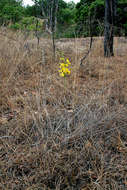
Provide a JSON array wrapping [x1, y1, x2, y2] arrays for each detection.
[[104, 0, 116, 57]]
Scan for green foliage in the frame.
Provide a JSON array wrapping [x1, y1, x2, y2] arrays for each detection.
[[2, 4, 23, 22], [0, 0, 43, 32], [21, 17, 35, 26], [0, 0, 24, 25], [57, 0, 75, 25], [9, 16, 43, 31], [58, 7, 75, 25], [0, 0, 127, 37], [56, 24, 76, 38], [75, 0, 104, 37], [116, 2, 127, 36], [75, 0, 127, 37], [24, 5, 36, 17], [56, 0, 76, 37], [9, 22, 21, 30]]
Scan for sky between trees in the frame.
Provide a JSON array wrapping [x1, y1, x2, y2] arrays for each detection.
[[23, 0, 80, 6]]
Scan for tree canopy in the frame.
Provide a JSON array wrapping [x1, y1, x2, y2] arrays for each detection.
[[0, 0, 127, 37], [0, 0, 24, 24], [75, 0, 127, 37]]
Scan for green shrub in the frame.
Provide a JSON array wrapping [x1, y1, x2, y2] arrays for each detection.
[[9, 23, 20, 30], [56, 24, 76, 38], [9, 16, 43, 32]]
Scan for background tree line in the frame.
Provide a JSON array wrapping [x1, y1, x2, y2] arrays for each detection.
[[75, 0, 127, 37], [0, 0, 127, 37]]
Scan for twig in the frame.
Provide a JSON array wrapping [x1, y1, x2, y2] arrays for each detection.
[[0, 136, 13, 139], [80, 36, 93, 65]]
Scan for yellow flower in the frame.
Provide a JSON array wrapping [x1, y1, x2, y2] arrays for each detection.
[[58, 57, 71, 77], [60, 72, 65, 77], [67, 70, 71, 74], [59, 63, 65, 68], [65, 64, 69, 67], [66, 59, 71, 65], [62, 67, 66, 72]]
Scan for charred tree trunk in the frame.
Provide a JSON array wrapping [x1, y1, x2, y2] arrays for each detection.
[[104, 0, 117, 57]]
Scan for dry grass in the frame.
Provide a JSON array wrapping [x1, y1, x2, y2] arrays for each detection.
[[0, 28, 127, 190]]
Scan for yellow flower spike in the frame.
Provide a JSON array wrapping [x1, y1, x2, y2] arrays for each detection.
[[66, 59, 71, 65], [60, 72, 65, 77], [65, 64, 69, 67], [58, 57, 71, 77], [63, 67, 68, 72], [60, 63, 65, 67]]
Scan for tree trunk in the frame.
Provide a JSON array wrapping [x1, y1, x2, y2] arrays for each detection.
[[41, 0, 58, 34], [104, 0, 116, 57], [41, 0, 58, 59]]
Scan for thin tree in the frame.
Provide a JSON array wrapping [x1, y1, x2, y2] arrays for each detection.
[[80, 5, 97, 65], [104, 0, 117, 57], [41, 0, 58, 59], [34, 0, 40, 45]]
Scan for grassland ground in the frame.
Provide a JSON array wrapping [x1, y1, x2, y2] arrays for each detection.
[[0, 29, 127, 189]]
